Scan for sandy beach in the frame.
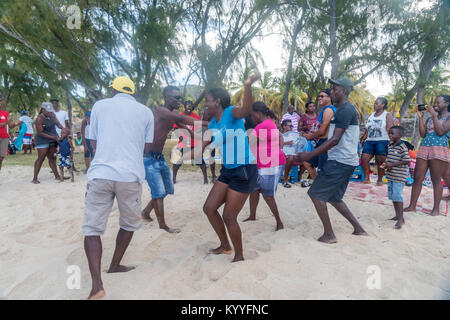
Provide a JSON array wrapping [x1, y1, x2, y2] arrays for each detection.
[[1, 165, 450, 300]]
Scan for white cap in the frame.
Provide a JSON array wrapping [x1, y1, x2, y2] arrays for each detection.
[[41, 102, 55, 112]]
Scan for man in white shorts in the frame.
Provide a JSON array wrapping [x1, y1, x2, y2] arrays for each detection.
[[82, 76, 154, 300]]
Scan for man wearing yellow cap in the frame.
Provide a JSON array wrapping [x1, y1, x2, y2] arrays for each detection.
[[82, 76, 154, 300]]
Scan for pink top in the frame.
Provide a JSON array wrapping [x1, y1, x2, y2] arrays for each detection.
[[251, 119, 286, 168], [299, 113, 319, 134]]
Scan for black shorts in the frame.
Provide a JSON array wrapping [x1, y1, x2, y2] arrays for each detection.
[[218, 164, 258, 194], [85, 139, 94, 158], [307, 160, 356, 203]]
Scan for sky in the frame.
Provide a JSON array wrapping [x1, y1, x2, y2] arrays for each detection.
[[176, 0, 439, 100]]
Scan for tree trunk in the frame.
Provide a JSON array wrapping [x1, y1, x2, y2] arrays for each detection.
[[283, 20, 302, 114], [329, 0, 339, 79], [66, 91, 73, 131], [411, 86, 425, 147]]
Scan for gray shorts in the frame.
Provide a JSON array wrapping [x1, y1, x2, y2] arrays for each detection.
[[0, 138, 8, 158], [82, 179, 142, 236]]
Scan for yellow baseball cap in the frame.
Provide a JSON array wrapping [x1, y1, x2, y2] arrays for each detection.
[[110, 76, 135, 94]]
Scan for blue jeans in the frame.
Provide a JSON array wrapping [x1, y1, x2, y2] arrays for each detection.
[[144, 153, 174, 199]]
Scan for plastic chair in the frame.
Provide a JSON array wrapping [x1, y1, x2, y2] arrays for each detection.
[[350, 165, 365, 182]]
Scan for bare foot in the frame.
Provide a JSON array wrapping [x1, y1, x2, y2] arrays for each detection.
[[88, 289, 105, 300], [173, 179, 177, 184], [404, 206, 416, 212], [204, 180, 209, 185], [32, 180, 40, 184], [243, 216, 256, 222], [211, 177, 217, 184], [318, 233, 337, 244], [429, 209, 441, 216], [161, 226, 181, 233], [352, 228, 368, 236], [362, 179, 371, 184], [275, 223, 284, 231], [394, 219, 405, 229], [107, 265, 136, 273], [389, 216, 398, 221], [232, 256, 244, 263], [209, 246, 233, 255], [141, 210, 153, 222], [376, 181, 383, 186]]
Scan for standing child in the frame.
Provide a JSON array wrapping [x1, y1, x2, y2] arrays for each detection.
[[382, 126, 410, 229], [58, 128, 74, 182]]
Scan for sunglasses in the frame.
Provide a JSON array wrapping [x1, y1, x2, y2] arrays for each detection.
[[169, 95, 184, 101]]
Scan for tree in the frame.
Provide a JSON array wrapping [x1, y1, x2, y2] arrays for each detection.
[[185, 0, 276, 106], [0, 0, 185, 105]]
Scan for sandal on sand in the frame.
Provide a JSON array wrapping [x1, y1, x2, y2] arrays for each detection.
[[282, 182, 291, 188]]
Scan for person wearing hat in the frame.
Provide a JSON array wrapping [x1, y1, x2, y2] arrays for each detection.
[[81, 110, 93, 171], [295, 78, 367, 243], [0, 98, 18, 171], [17, 110, 34, 154], [32, 102, 64, 183], [82, 76, 155, 300]]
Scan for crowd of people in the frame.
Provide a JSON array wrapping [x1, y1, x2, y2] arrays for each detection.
[[0, 73, 449, 300]]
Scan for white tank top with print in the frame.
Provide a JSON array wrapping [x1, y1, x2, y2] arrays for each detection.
[[366, 111, 389, 141]]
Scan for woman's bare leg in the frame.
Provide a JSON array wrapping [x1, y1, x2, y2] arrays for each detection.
[[361, 153, 373, 184], [375, 155, 386, 185], [405, 158, 428, 212]]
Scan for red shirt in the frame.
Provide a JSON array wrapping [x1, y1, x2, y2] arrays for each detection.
[[174, 112, 201, 148], [0, 110, 9, 139]]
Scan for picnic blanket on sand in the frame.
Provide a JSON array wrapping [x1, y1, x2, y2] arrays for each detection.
[[346, 182, 448, 216]]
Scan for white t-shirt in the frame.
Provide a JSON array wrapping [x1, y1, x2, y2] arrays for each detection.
[[84, 123, 90, 139], [54, 110, 69, 136], [19, 115, 33, 135], [87, 93, 154, 183]]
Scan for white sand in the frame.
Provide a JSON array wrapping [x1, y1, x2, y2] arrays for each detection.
[[1, 165, 450, 300]]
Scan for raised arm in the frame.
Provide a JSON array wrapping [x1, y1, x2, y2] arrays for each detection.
[[232, 72, 261, 119], [426, 105, 450, 137], [417, 110, 426, 138]]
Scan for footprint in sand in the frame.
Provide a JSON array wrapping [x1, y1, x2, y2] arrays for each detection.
[[251, 240, 271, 253], [66, 247, 84, 265], [207, 263, 233, 282], [245, 250, 259, 260]]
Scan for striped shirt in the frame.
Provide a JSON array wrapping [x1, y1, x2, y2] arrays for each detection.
[[386, 142, 410, 183], [281, 112, 301, 132]]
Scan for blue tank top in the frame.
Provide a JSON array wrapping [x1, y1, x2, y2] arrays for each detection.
[[59, 138, 71, 157], [208, 106, 256, 169], [318, 105, 336, 124]]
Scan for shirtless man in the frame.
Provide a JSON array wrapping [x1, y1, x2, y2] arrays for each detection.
[[141, 86, 209, 233]]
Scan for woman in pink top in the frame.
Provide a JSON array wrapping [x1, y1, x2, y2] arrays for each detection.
[[244, 101, 286, 231]]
